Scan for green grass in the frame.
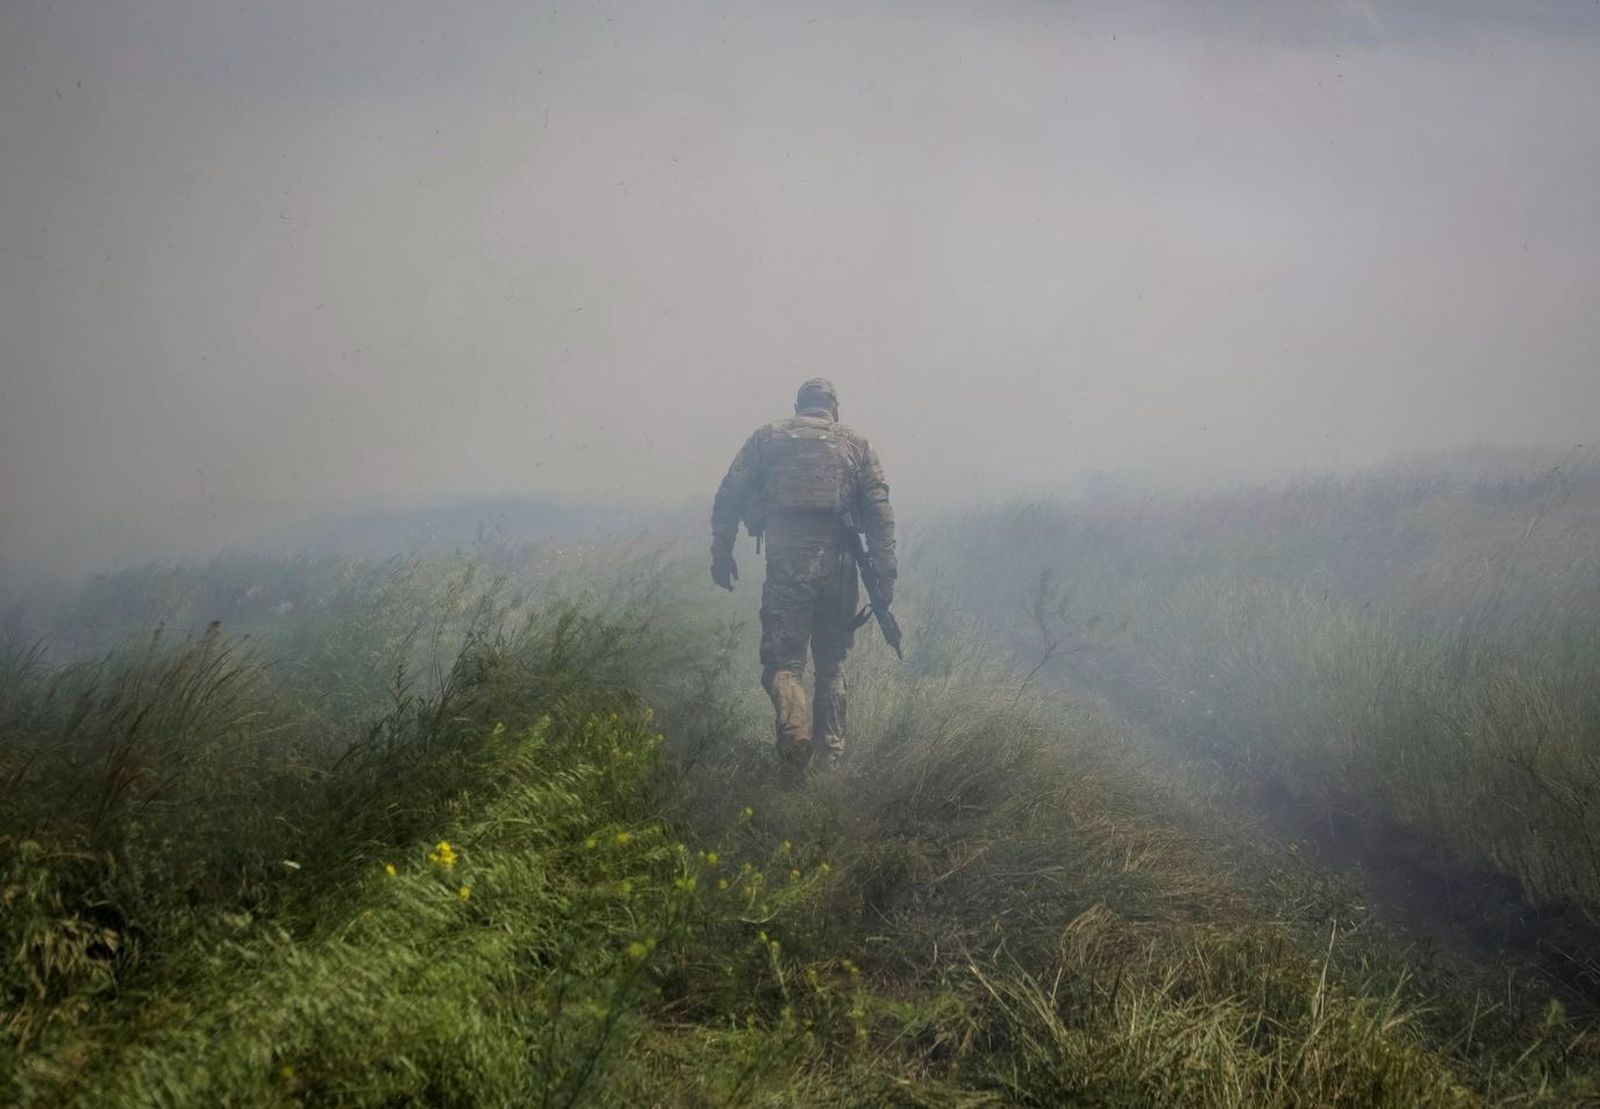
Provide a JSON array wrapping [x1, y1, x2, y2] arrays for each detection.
[[9, 508, 1600, 1100], [922, 455, 1600, 920], [4, 539, 1600, 1105]]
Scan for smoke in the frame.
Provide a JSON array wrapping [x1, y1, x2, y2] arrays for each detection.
[[4, 0, 1598, 577]]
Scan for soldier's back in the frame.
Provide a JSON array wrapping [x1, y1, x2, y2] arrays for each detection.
[[756, 415, 862, 551]]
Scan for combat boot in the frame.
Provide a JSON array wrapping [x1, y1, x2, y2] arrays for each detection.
[[777, 746, 812, 790]]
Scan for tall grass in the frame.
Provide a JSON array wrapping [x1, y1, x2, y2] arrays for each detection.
[[922, 453, 1600, 918], [0, 559, 707, 1054], [4, 544, 1598, 1104]]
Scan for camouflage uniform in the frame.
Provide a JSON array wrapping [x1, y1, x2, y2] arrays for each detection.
[[711, 380, 896, 773]]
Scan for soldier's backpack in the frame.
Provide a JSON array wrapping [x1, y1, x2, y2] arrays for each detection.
[[763, 418, 853, 514]]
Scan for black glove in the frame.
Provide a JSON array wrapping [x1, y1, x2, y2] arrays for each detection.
[[711, 549, 738, 591], [875, 571, 895, 609]]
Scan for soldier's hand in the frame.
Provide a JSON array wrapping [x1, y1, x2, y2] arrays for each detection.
[[875, 573, 895, 609], [711, 550, 738, 591]]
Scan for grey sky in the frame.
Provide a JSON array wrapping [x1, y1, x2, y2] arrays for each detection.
[[3, 1, 1598, 570]]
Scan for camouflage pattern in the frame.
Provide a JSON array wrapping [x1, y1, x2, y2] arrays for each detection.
[[711, 389, 895, 772], [759, 533, 858, 766], [762, 415, 854, 514], [711, 413, 896, 583]]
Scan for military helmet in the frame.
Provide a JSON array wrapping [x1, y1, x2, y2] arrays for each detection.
[[795, 377, 838, 409]]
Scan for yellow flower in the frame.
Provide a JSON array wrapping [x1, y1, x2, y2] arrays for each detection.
[[615, 831, 632, 846], [583, 836, 598, 850], [779, 840, 792, 854], [789, 869, 801, 882], [457, 885, 472, 902], [384, 863, 397, 877], [627, 941, 649, 959], [718, 878, 729, 890], [819, 862, 831, 875], [740, 806, 754, 820], [428, 841, 457, 869], [705, 851, 719, 866]]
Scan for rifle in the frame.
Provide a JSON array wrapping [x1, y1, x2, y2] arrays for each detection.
[[849, 531, 903, 659]]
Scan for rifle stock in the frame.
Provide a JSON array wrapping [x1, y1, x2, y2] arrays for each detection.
[[850, 532, 903, 659]]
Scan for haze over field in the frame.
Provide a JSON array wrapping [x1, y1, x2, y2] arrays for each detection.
[[3, 0, 1599, 576], [11, 7, 1600, 1102]]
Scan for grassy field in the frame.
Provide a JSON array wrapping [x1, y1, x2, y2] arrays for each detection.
[[922, 452, 1600, 929], [4, 516, 1599, 1105]]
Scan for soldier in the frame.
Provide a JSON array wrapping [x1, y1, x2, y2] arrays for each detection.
[[711, 378, 897, 782]]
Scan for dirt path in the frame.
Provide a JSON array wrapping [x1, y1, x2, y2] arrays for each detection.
[[1053, 675, 1600, 1012], [1258, 777, 1600, 1003]]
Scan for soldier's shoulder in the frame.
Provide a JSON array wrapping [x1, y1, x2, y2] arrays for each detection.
[[831, 422, 872, 449], [756, 416, 868, 447], [755, 418, 797, 438]]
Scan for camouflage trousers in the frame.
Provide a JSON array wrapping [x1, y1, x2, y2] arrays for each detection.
[[759, 537, 859, 770]]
